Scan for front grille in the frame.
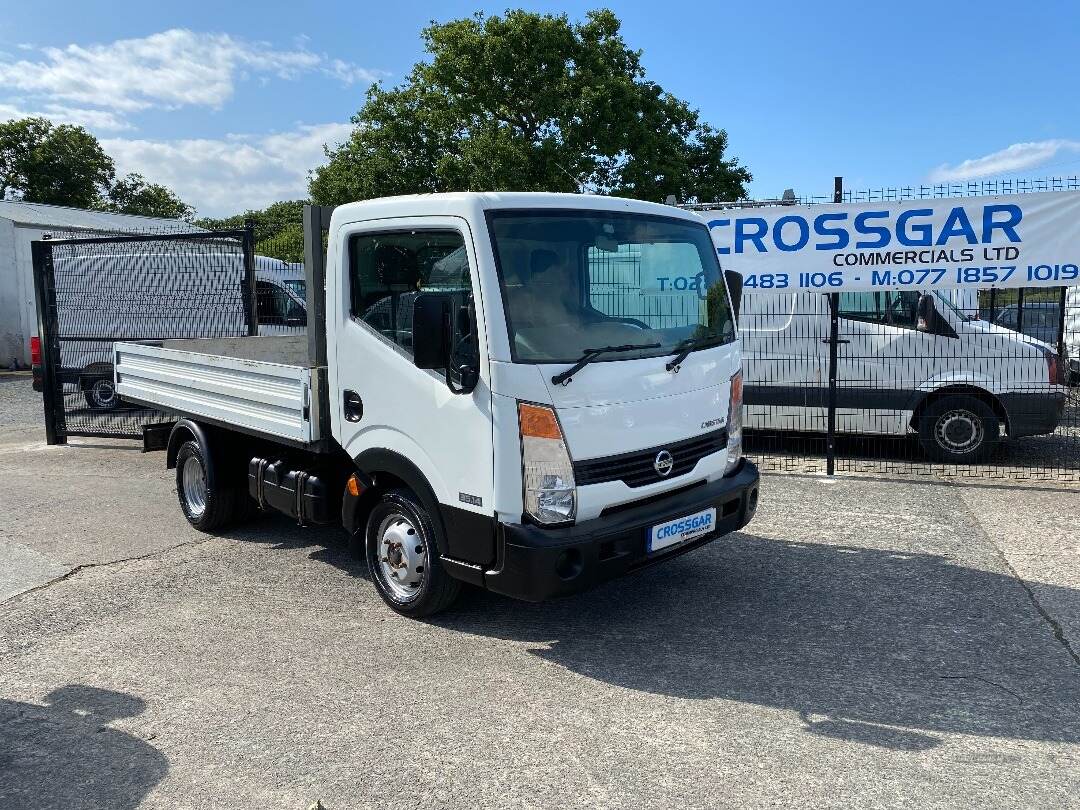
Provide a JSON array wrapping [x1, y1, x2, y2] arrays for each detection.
[[574, 428, 728, 488]]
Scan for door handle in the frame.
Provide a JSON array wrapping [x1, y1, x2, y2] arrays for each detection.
[[343, 390, 363, 422]]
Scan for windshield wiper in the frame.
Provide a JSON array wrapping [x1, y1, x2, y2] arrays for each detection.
[[551, 343, 661, 386], [665, 335, 723, 373]]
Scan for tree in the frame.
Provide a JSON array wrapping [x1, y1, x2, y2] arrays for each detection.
[[196, 200, 307, 262], [0, 117, 114, 208], [101, 173, 195, 220], [310, 9, 751, 206], [0, 116, 195, 218]]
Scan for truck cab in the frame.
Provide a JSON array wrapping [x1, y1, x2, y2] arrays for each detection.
[[117, 193, 759, 617]]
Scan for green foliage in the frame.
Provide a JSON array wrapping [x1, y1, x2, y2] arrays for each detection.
[[0, 116, 195, 219], [100, 173, 194, 220], [310, 9, 751, 206], [196, 200, 307, 263], [0, 117, 114, 208]]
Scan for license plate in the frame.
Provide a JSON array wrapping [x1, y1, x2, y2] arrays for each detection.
[[648, 507, 717, 553]]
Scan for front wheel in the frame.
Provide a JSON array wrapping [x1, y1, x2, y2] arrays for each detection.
[[918, 395, 1000, 463], [365, 489, 460, 618]]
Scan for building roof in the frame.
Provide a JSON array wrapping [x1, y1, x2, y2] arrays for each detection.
[[0, 199, 198, 232]]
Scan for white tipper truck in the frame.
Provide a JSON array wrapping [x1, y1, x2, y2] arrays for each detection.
[[114, 193, 759, 617]]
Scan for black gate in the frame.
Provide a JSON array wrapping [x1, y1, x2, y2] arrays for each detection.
[[32, 229, 255, 444]]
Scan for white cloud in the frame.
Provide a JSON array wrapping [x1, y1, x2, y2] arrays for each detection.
[[928, 139, 1080, 183], [0, 28, 381, 115], [323, 59, 384, 85], [0, 101, 132, 131], [101, 122, 354, 217]]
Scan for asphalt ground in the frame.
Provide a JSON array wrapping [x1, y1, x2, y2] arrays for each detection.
[[1, 373, 1079, 809]]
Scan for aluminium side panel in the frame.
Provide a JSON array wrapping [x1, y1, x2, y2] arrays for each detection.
[[113, 342, 315, 443]]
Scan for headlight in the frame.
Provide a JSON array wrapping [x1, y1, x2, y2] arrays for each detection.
[[518, 402, 576, 525], [724, 370, 743, 476]]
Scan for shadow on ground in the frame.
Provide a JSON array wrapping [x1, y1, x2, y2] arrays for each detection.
[[435, 533, 1080, 751], [221, 515, 1080, 752], [0, 685, 167, 809]]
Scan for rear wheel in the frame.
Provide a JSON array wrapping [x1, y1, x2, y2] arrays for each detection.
[[918, 395, 1000, 463], [175, 440, 243, 531], [365, 489, 460, 618], [83, 376, 119, 411]]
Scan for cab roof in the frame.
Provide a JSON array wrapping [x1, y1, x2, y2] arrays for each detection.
[[329, 192, 704, 228]]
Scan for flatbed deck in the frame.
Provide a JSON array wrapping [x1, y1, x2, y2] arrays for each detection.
[[114, 335, 328, 446]]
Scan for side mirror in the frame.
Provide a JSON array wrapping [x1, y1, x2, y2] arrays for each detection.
[[916, 293, 935, 333], [412, 292, 451, 370], [725, 270, 743, 322]]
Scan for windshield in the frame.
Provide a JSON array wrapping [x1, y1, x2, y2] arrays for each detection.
[[488, 210, 735, 364], [933, 291, 970, 321]]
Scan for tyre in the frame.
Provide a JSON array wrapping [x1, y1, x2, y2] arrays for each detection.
[[175, 440, 241, 531], [82, 376, 119, 411], [365, 488, 461, 618], [918, 394, 1000, 463]]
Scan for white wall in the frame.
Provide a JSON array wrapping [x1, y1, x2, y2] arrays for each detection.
[[12, 224, 49, 367], [0, 219, 20, 367], [2, 223, 100, 367]]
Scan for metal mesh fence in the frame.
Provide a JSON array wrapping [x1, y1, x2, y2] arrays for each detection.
[[692, 178, 1080, 481], [684, 176, 1080, 210], [737, 290, 1079, 481], [35, 230, 254, 439], [586, 243, 705, 328], [250, 219, 309, 338]]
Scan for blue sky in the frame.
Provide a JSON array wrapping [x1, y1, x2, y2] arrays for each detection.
[[2, 0, 1078, 216]]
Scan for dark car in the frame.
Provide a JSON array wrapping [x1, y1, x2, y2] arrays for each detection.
[[992, 301, 1061, 346]]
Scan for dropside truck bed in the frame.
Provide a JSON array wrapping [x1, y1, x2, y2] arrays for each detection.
[[114, 335, 330, 448]]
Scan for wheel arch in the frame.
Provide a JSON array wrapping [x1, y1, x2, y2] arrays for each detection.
[[77, 361, 114, 389], [347, 448, 449, 556], [909, 385, 1009, 433], [166, 418, 209, 470]]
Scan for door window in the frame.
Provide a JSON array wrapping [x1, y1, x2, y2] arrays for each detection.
[[348, 230, 473, 356], [838, 291, 920, 329]]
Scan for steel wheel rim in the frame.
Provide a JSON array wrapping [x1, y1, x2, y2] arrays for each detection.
[[182, 456, 208, 517], [376, 513, 426, 602], [91, 379, 115, 407], [934, 409, 984, 454]]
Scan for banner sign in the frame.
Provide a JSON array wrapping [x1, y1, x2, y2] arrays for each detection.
[[699, 190, 1080, 292]]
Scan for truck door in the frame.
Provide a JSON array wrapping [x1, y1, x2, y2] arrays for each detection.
[[329, 217, 494, 556]]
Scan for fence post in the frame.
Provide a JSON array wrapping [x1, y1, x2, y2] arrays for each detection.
[[242, 220, 257, 336], [825, 177, 843, 475], [31, 239, 65, 445], [1016, 287, 1026, 335]]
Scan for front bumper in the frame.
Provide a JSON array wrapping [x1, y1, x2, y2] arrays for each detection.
[[1001, 391, 1067, 438], [484, 459, 760, 602]]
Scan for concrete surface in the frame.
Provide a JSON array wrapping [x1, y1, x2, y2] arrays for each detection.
[[1, 375, 1079, 809]]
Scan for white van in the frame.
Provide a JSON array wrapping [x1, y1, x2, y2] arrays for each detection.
[[254, 255, 307, 337], [740, 289, 1069, 462]]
